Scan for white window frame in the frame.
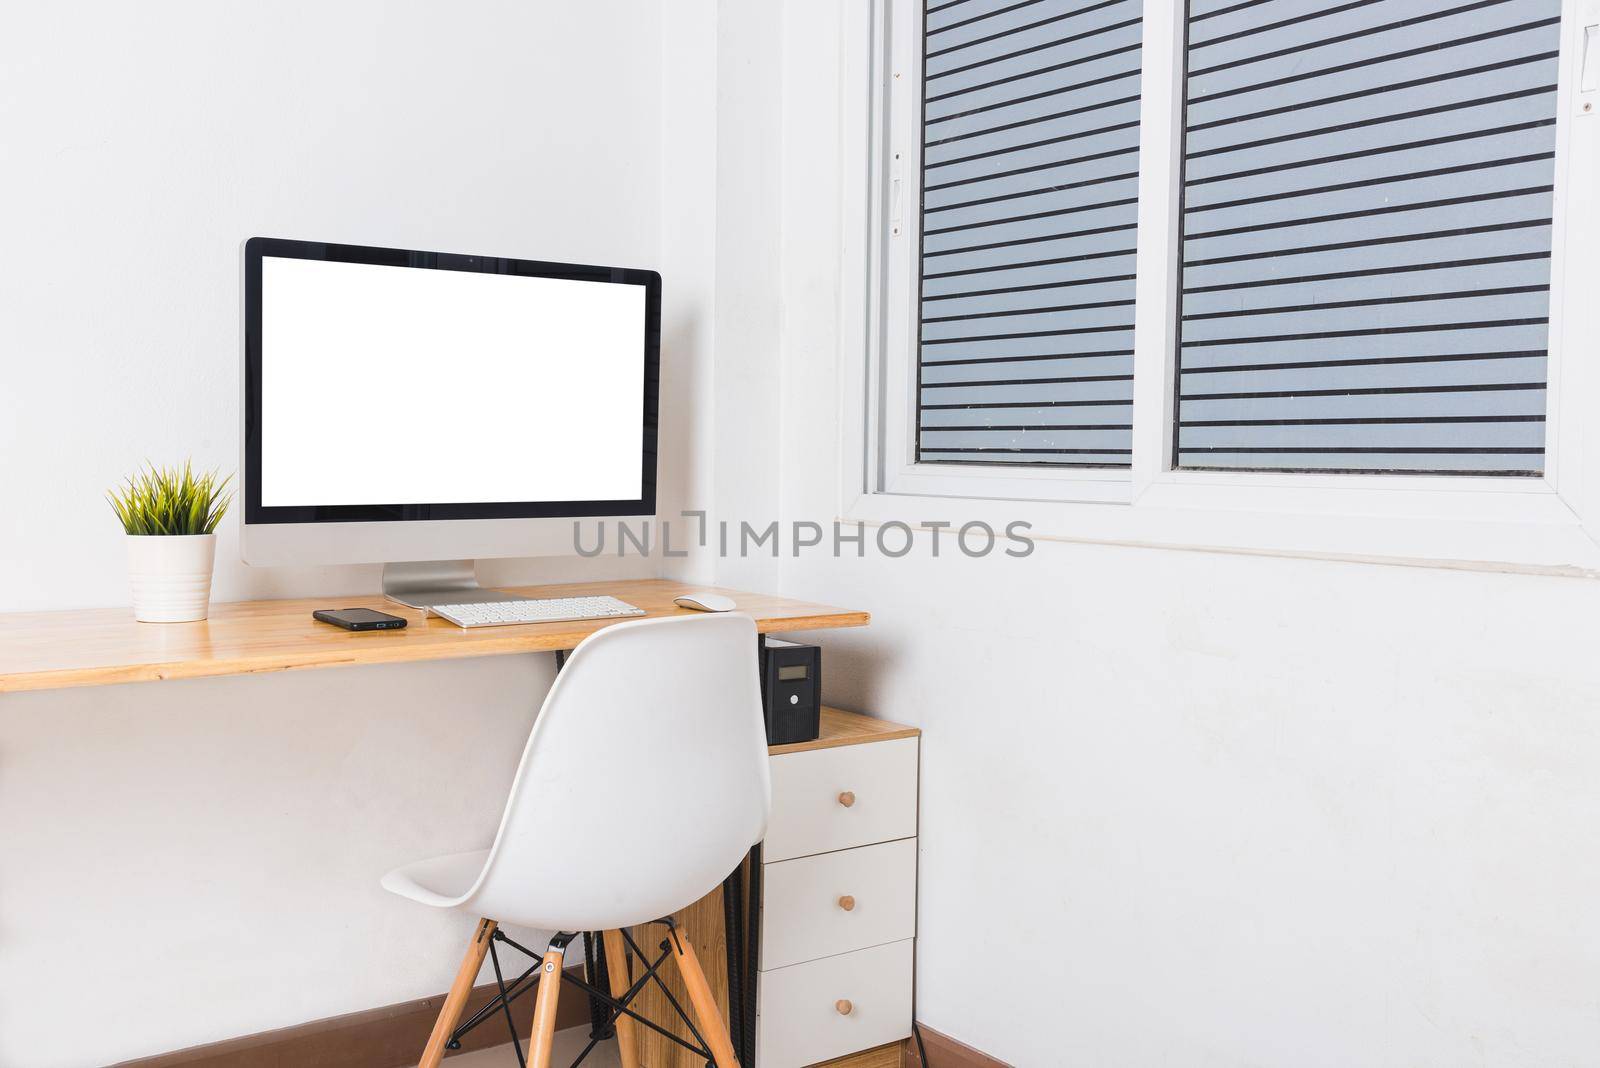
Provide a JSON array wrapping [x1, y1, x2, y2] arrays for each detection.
[[845, 0, 1600, 573]]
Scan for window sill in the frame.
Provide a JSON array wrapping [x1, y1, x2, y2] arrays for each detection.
[[883, 463, 1133, 504], [844, 474, 1600, 577]]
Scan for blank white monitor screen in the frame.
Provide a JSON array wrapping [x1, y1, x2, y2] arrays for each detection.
[[259, 256, 646, 507]]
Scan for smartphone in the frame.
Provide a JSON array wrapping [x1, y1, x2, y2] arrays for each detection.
[[312, 607, 408, 631]]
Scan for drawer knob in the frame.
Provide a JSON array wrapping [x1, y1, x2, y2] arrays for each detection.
[[837, 894, 856, 912], [835, 999, 854, 1016], [837, 790, 856, 808]]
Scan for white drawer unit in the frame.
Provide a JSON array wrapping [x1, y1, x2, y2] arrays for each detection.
[[760, 837, 917, 971], [747, 710, 919, 1068], [764, 735, 919, 863], [755, 938, 915, 1068]]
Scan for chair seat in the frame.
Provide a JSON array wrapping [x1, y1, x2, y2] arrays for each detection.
[[381, 849, 491, 909], [381, 844, 722, 929]]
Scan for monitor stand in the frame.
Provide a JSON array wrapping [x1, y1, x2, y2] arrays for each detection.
[[382, 560, 523, 610]]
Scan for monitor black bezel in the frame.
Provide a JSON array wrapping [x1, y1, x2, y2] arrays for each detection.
[[243, 236, 660, 525]]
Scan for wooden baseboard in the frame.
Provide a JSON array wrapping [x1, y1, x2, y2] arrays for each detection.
[[904, 1023, 1013, 1068], [116, 966, 590, 1068]]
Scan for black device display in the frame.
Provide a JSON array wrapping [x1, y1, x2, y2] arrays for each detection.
[[242, 236, 661, 528], [760, 638, 821, 745], [312, 607, 409, 631]]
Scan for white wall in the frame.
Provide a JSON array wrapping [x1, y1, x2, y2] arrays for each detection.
[[786, 549, 1600, 1067], [709, 0, 784, 594], [657, 0, 720, 586], [0, 0, 675, 611], [0, 3, 676, 1064], [0, 654, 554, 1064], [755, 2, 1600, 1065]]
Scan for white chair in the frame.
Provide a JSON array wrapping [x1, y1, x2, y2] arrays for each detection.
[[382, 612, 771, 1068]]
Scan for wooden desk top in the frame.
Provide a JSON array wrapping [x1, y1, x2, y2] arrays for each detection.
[[0, 579, 869, 694]]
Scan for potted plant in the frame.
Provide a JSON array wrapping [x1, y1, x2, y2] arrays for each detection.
[[107, 463, 233, 622]]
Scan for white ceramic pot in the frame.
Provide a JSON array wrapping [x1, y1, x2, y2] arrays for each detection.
[[127, 533, 217, 623]]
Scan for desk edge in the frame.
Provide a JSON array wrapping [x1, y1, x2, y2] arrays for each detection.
[[0, 610, 871, 694]]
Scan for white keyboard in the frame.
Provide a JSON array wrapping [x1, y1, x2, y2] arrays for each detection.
[[430, 595, 646, 629]]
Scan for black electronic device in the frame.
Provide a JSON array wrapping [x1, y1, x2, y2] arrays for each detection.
[[312, 607, 409, 631], [760, 638, 821, 745], [242, 236, 661, 532]]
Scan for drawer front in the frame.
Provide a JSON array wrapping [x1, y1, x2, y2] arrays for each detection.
[[756, 939, 914, 1068], [765, 737, 918, 862], [761, 838, 917, 970]]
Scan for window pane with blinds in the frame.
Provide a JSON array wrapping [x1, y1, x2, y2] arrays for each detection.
[[918, 0, 1143, 466], [1175, 0, 1560, 475]]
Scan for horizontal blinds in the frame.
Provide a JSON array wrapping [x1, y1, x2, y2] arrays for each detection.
[[1174, 0, 1560, 474], [918, 0, 1143, 466]]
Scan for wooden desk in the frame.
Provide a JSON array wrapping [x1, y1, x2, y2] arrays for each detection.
[[1, 579, 908, 1067], [0, 579, 869, 694]]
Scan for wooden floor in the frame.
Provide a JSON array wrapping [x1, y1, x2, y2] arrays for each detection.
[[450, 1032, 910, 1068], [447, 1028, 621, 1067]]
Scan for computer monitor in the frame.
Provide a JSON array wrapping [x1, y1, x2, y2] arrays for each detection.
[[241, 237, 660, 606]]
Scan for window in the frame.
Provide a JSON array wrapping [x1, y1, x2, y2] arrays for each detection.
[[918, 0, 1143, 467], [863, 0, 1600, 567], [1173, 0, 1561, 475]]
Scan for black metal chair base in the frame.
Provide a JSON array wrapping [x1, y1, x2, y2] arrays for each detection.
[[444, 920, 716, 1068]]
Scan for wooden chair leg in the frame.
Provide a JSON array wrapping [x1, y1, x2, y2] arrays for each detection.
[[526, 935, 570, 1068], [603, 929, 643, 1068], [419, 918, 498, 1068], [668, 927, 741, 1068]]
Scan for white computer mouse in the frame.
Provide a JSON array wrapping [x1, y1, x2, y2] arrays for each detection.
[[674, 591, 737, 613]]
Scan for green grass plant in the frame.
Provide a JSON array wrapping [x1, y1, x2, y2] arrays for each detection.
[[108, 462, 233, 536]]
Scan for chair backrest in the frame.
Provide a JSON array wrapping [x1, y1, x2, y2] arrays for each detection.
[[468, 612, 771, 931]]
